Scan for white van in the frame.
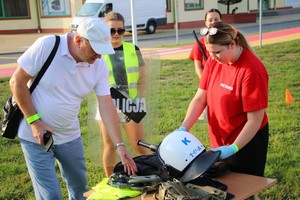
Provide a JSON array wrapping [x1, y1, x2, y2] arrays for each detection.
[[70, 0, 167, 34]]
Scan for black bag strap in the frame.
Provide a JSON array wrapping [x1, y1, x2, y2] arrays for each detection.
[[29, 35, 60, 93], [192, 30, 207, 61]]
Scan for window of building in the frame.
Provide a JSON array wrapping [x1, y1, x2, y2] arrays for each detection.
[[184, 0, 203, 10], [166, 0, 171, 12], [41, 0, 71, 17], [0, 0, 29, 18]]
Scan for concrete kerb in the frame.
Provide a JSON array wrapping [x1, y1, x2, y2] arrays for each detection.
[[151, 12, 300, 39]]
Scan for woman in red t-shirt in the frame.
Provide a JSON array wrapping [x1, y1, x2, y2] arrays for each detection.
[[189, 8, 222, 79], [180, 22, 269, 177], [189, 9, 222, 120]]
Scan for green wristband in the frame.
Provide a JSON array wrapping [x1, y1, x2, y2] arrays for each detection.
[[232, 143, 239, 153], [27, 113, 41, 124]]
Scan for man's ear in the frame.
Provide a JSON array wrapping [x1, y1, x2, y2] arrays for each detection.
[[74, 35, 82, 47]]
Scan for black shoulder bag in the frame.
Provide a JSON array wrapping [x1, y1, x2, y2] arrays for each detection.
[[0, 35, 60, 139]]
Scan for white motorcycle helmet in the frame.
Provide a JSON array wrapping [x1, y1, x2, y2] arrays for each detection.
[[157, 130, 220, 182]]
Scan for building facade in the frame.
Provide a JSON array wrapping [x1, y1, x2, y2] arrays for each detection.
[[0, 0, 299, 34]]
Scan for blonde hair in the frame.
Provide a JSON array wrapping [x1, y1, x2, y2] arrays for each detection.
[[104, 11, 125, 25], [204, 21, 253, 53]]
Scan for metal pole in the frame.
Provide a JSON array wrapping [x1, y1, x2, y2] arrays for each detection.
[[35, 0, 41, 33], [247, 0, 250, 13], [227, 0, 230, 14], [259, 0, 262, 48], [174, 0, 179, 44], [130, 0, 137, 45]]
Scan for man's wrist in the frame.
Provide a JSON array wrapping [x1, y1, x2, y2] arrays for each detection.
[[27, 113, 41, 124], [115, 142, 126, 150]]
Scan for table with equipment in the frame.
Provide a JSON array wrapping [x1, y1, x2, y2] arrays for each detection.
[[83, 171, 277, 200]]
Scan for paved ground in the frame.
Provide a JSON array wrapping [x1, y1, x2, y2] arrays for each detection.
[[0, 12, 299, 77], [150, 26, 300, 60]]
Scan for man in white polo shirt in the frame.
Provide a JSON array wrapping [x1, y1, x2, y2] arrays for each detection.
[[9, 18, 137, 200]]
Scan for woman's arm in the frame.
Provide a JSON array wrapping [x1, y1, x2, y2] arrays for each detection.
[[194, 60, 203, 80], [233, 109, 265, 150], [181, 88, 207, 131]]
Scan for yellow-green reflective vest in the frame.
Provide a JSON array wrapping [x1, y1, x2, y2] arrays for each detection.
[[87, 178, 141, 200], [103, 42, 139, 99]]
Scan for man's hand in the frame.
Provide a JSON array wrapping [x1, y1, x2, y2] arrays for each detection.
[[211, 144, 239, 159], [116, 145, 138, 176], [30, 120, 54, 145]]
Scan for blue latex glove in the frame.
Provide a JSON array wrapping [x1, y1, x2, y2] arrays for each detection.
[[177, 126, 187, 132], [211, 144, 238, 159]]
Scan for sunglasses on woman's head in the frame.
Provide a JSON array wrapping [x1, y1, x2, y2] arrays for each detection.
[[111, 28, 125, 35], [200, 27, 234, 40]]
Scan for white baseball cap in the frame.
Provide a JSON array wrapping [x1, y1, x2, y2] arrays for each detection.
[[76, 18, 115, 55]]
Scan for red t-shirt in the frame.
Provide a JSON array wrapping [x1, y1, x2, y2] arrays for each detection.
[[200, 48, 268, 148], [189, 37, 210, 70]]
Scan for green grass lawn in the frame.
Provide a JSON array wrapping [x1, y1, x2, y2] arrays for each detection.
[[0, 39, 299, 199]]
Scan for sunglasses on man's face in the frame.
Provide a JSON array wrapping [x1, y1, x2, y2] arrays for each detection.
[[200, 27, 234, 40], [111, 28, 126, 35]]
